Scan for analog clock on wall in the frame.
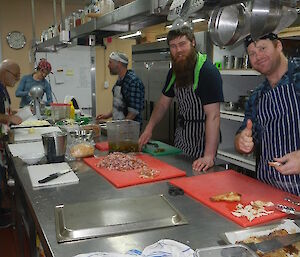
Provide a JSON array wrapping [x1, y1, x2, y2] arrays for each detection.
[[6, 31, 26, 49]]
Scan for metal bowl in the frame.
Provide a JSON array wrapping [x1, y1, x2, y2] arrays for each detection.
[[224, 102, 239, 111]]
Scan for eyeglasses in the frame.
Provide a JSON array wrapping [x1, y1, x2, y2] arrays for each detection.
[[4, 69, 20, 80]]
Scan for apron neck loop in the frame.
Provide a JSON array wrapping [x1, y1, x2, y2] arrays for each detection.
[[165, 52, 207, 93]]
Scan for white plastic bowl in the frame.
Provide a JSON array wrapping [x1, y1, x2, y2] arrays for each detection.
[[19, 153, 44, 165]]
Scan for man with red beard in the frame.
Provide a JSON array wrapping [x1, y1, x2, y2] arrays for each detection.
[[235, 33, 300, 195], [139, 26, 223, 172]]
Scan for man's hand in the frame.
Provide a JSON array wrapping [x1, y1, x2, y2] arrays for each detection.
[[138, 128, 152, 151], [271, 151, 300, 175], [192, 156, 215, 172], [9, 115, 22, 125], [96, 113, 110, 120], [235, 119, 254, 154]]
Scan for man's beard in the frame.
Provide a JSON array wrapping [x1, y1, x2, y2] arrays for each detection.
[[171, 48, 197, 88]]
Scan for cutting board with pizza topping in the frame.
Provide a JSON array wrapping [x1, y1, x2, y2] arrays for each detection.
[[169, 170, 299, 227], [84, 154, 186, 188]]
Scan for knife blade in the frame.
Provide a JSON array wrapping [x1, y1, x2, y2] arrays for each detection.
[[244, 232, 300, 254], [38, 170, 72, 184]]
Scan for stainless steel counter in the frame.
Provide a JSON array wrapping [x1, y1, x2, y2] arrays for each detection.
[[10, 143, 241, 257]]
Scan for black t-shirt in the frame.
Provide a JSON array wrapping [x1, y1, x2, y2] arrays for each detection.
[[162, 59, 224, 105]]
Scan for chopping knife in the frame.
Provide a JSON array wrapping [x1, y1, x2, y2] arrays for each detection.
[[243, 232, 300, 254], [146, 141, 165, 153], [38, 170, 72, 184]]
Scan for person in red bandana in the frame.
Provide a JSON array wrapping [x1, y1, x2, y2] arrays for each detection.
[[15, 58, 53, 107]]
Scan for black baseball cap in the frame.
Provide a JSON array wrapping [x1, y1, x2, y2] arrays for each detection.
[[244, 33, 279, 48]]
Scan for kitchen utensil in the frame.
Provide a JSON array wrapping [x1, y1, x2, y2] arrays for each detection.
[[38, 169, 72, 183], [208, 3, 250, 47], [42, 131, 67, 163], [194, 244, 257, 257], [107, 120, 139, 153], [242, 54, 250, 69], [180, 0, 205, 20], [273, 6, 298, 34], [243, 232, 300, 254], [29, 85, 44, 119], [285, 197, 300, 206], [143, 140, 182, 156], [54, 195, 188, 243], [223, 55, 231, 69], [19, 152, 44, 165], [223, 102, 239, 111], [276, 204, 300, 215], [233, 57, 243, 69], [169, 170, 291, 227], [27, 162, 79, 188], [250, 0, 282, 40], [83, 154, 186, 188]]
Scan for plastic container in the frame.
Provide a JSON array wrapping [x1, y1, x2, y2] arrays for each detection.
[[106, 120, 139, 153], [99, 0, 115, 15], [51, 103, 71, 121], [69, 102, 75, 119], [194, 244, 257, 257]]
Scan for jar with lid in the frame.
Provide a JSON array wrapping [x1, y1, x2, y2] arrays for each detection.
[[75, 10, 83, 27], [100, 0, 115, 15]]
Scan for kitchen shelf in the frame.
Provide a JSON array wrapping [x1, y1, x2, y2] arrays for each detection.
[[220, 110, 245, 122], [36, 0, 168, 51], [217, 148, 256, 172], [220, 69, 260, 76]]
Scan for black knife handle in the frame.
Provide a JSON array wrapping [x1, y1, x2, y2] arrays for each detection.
[[38, 173, 59, 183]]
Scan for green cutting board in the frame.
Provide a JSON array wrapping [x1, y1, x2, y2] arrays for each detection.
[[142, 140, 182, 156]]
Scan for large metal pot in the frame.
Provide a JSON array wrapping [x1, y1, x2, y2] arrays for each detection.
[[42, 131, 67, 163], [208, 3, 250, 47]]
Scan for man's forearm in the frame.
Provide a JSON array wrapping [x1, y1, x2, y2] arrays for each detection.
[[126, 112, 137, 120], [203, 115, 220, 158]]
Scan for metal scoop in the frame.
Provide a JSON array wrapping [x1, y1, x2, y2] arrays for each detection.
[[276, 204, 300, 215]]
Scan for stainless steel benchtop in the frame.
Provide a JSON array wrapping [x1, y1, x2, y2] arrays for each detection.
[[10, 140, 242, 257]]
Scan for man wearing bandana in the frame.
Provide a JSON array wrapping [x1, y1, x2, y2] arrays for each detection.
[[96, 52, 145, 127], [139, 26, 223, 172], [235, 33, 300, 195]]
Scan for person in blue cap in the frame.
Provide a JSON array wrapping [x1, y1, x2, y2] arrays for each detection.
[[235, 33, 300, 195], [139, 26, 223, 172]]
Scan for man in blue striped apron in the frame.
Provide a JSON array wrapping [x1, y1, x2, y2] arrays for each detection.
[[139, 26, 223, 172], [235, 33, 300, 195]]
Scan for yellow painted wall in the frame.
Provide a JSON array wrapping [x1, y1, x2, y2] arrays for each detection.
[[95, 38, 135, 116], [0, 0, 82, 109]]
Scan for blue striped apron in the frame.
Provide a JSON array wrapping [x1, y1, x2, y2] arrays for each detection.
[[257, 62, 300, 195], [174, 86, 205, 158]]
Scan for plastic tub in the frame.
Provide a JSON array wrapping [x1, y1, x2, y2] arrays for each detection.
[[51, 103, 71, 121], [106, 120, 139, 153]]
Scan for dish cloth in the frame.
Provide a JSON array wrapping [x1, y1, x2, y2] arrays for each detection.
[[74, 239, 194, 257]]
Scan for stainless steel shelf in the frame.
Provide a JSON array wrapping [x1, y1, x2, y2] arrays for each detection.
[[220, 110, 245, 122], [220, 69, 260, 76], [36, 0, 168, 51], [217, 148, 256, 171]]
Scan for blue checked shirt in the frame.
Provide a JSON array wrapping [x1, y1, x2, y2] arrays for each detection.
[[112, 70, 144, 124], [237, 58, 300, 145]]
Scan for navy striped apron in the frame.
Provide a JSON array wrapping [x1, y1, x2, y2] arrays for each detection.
[[174, 86, 205, 158], [257, 62, 300, 195]]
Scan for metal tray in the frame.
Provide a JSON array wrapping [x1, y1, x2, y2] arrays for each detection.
[[55, 194, 188, 243], [220, 219, 300, 245], [195, 244, 258, 257]]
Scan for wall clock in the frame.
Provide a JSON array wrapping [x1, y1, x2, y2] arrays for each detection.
[[6, 31, 26, 49]]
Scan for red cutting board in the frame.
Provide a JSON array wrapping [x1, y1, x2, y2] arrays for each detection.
[[84, 154, 186, 188], [95, 141, 109, 151], [170, 170, 299, 227]]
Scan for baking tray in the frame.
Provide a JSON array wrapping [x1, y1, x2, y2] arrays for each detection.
[[55, 194, 188, 243], [221, 219, 300, 245]]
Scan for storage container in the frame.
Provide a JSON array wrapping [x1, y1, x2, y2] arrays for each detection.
[[51, 103, 70, 121], [106, 120, 139, 152]]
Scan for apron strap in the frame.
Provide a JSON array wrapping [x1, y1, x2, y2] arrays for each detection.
[[165, 52, 207, 93]]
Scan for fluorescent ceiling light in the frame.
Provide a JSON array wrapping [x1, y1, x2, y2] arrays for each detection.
[[157, 37, 167, 42], [166, 18, 205, 28], [119, 31, 141, 39]]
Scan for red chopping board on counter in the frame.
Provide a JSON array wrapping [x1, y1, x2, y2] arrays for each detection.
[[169, 170, 298, 227], [95, 141, 109, 151], [84, 154, 186, 188]]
